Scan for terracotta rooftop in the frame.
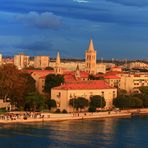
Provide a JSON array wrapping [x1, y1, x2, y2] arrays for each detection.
[[27, 70, 55, 78], [53, 80, 115, 90], [104, 75, 120, 79], [111, 66, 122, 69], [106, 71, 124, 75], [64, 71, 89, 82]]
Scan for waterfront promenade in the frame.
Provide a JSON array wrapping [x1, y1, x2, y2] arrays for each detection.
[[0, 109, 143, 124], [0, 108, 148, 124]]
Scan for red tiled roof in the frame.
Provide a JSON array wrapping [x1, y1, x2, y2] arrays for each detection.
[[39, 71, 55, 78], [104, 75, 120, 79], [94, 73, 105, 78], [112, 66, 121, 69], [64, 73, 76, 82], [27, 70, 55, 78], [106, 71, 123, 75], [80, 71, 89, 78], [53, 80, 115, 90], [64, 71, 89, 82], [25, 70, 54, 73]]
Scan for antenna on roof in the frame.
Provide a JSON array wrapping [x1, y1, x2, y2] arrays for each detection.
[[101, 57, 103, 63]]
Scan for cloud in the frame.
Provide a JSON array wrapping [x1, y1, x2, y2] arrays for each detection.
[[73, 0, 89, 3], [0, 0, 148, 59], [105, 0, 148, 7], [16, 40, 52, 51], [16, 11, 62, 29]]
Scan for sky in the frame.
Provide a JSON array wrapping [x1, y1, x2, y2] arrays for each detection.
[[0, 0, 148, 59]]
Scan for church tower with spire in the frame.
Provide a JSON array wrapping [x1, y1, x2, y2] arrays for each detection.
[[85, 39, 97, 75], [75, 64, 81, 79], [54, 52, 63, 75]]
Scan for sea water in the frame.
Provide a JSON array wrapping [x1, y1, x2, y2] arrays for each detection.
[[0, 116, 148, 148]]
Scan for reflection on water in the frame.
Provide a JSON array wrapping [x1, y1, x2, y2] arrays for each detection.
[[0, 116, 148, 147]]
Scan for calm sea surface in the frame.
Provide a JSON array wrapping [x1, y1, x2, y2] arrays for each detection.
[[0, 116, 148, 148]]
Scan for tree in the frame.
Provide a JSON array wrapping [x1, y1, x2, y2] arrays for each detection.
[[143, 96, 148, 108], [113, 95, 143, 109], [113, 95, 130, 109], [45, 67, 54, 70], [44, 74, 64, 94], [88, 106, 96, 112], [0, 64, 26, 105], [139, 86, 148, 95], [69, 98, 77, 109], [129, 97, 143, 108], [69, 97, 89, 111], [76, 97, 89, 110], [89, 95, 106, 110], [47, 99, 57, 110], [117, 89, 127, 97], [88, 74, 104, 80], [0, 64, 37, 110], [20, 72, 36, 95], [24, 92, 45, 111], [133, 93, 148, 108], [88, 74, 95, 80]]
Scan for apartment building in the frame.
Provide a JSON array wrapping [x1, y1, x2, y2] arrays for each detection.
[[14, 53, 29, 69], [34, 56, 50, 69], [120, 73, 148, 93]]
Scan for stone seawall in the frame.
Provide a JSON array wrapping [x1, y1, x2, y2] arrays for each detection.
[[1, 108, 148, 124], [0, 112, 131, 124]]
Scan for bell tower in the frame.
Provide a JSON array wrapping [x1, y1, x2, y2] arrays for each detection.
[[75, 64, 81, 79], [85, 39, 97, 75], [54, 52, 63, 75]]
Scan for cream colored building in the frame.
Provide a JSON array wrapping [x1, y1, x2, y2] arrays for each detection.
[[51, 80, 117, 112], [49, 61, 85, 71], [14, 53, 29, 69], [31, 70, 54, 94], [85, 39, 97, 75], [111, 66, 122, 72], [34, 56, 50, 69], [120, 73, 148, 93], [97, 63, 106, 74], [104, 75, 121, 88], [0, 100, 11, 110], [129, 62, 148, 69]]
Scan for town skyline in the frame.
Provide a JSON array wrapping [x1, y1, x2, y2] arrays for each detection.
[[0, 0, 148, 59]]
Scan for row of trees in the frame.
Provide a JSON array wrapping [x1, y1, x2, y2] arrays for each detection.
[[113, 87, 148, 109], [69, 95, 106, 112]]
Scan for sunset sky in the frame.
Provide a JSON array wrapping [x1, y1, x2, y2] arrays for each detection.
[[0, 0, 148, 59]]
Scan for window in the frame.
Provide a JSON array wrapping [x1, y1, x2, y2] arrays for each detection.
[[69, 94, 72, 98], [90, 92, 93, 95], [57, 92, 61, 98], [113, 91, 116, 98], [101, 91, 104, 97]]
